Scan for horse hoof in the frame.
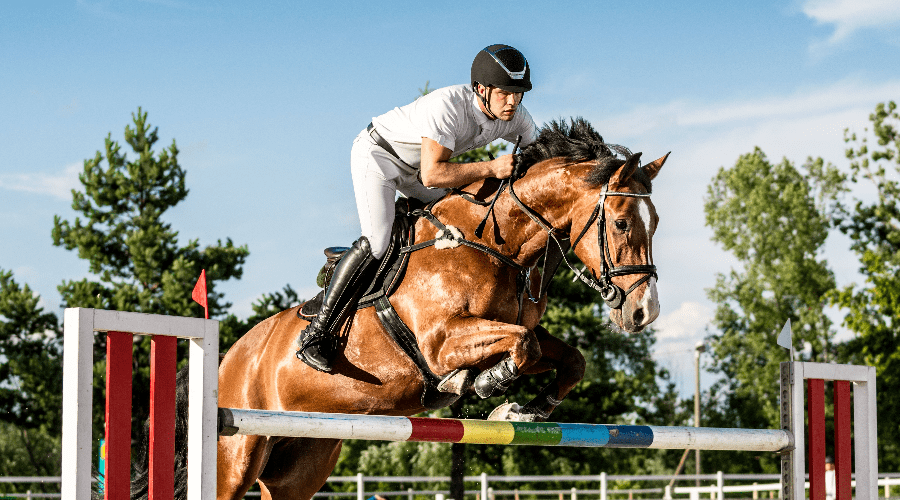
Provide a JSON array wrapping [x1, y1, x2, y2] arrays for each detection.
[[437, 369, 476, 395], [487, 402, 537, 422]]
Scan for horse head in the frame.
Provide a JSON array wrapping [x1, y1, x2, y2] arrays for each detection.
[[567, 150, 668, 332]]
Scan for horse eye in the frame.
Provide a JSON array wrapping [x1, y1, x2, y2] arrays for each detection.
[[614, 220, 628, 231]]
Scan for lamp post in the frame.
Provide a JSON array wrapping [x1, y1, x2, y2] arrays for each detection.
[[694, 341, 706, 487]]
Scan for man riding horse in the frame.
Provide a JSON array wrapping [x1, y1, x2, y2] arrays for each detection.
[[297, 44, 540, 373]]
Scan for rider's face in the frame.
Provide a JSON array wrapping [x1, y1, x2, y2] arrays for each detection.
[[478, 85, 523, 121]]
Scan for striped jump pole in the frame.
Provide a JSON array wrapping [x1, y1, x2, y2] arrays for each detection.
[[218, 409, 793, 452]]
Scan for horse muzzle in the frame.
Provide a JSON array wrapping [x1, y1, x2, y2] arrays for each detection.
[[609, 276, 659, 332]]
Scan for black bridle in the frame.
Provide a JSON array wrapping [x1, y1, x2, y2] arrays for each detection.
[[502, 170, 657, 310], [452, 138, 658, 310], [564, 183, 658, 309]]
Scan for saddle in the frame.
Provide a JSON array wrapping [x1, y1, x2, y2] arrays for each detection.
[[299, 197, 421, 318], [299, 198, 460, 409]]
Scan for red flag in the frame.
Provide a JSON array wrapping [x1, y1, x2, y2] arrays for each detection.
[[192, 269, 208, 319]]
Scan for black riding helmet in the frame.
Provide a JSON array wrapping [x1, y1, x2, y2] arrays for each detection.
[[471, 44, 531, 119], [471, 44, 532, 93]]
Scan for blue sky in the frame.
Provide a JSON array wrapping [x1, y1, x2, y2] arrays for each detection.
[[2, 0, 900, 395]]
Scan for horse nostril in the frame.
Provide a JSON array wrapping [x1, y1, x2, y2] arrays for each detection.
[[632, 308, 645, 325]]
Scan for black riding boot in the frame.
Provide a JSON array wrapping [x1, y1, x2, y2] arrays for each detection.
[[296, 236, 376, 372], [473, 356, 519, 398]]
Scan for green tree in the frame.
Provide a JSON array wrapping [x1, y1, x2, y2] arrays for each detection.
[[831, 100, 900, 469], [52, 107, 247, 320], [702, 148, 844, 472], [51, 108, 251, 448], [0, 269, 62, 493]]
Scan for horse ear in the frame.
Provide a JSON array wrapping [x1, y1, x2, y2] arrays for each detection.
[[643, 152, 670, 180], [612, 152, 642, 185]]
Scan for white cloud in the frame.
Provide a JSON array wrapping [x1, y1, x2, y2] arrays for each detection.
[[599, 78, 900, 139], [802, 0, 900, 44], [0, 163, 82, 200], [654, 301, 712, 341]]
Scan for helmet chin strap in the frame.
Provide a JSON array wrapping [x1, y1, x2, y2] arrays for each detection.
[[476, 84, 499, 120]]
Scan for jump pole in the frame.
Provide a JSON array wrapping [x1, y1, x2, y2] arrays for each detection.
[[218, 409, 793, 451], [217, 362, 877, 500]]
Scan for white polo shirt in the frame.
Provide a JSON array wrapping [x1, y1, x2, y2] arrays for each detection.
[[369, 84, 539, 173]]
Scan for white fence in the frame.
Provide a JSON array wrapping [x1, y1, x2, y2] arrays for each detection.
[[6, 473, 900, 499]]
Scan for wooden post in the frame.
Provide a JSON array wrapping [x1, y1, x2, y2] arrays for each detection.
[[150, 336, 177, 500], [808, 379, 826, 500], [834, 381, 852, 500], [105, 331, 133, 500]]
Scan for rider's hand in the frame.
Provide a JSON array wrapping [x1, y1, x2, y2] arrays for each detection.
[[490, 154, 516, 179]]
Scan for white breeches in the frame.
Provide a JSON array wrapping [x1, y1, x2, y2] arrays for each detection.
[[350, 131, 447, 259]]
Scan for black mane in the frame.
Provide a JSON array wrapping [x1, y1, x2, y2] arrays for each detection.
[[518, 118, 650, 191]]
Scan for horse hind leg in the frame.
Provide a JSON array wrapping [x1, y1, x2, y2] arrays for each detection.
[[256, 437, 343, 500]]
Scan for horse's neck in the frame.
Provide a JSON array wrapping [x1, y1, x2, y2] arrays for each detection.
[[435, 161, 578, 266], [471, 164, 575, 265], [502, 166, 575, 261]]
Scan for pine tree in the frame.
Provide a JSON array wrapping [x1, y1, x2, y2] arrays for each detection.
[[51, 107, 250, 447]]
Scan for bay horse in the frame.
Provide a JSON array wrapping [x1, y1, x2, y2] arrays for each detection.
[[213, 119, 667, 500]]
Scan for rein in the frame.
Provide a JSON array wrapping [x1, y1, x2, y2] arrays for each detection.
[[405, 143, 658, 318]]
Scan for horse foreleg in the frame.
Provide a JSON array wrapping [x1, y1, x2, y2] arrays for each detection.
[[518, 324, 586, 420], [434, 316, 542, 372], [431, 316, 542, 397], [217, 434, 276, 500]]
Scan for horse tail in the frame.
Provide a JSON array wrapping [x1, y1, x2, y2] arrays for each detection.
[[129, 364, 191, 500]]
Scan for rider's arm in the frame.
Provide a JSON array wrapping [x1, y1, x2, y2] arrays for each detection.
[[419, 137, 516, 188]]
